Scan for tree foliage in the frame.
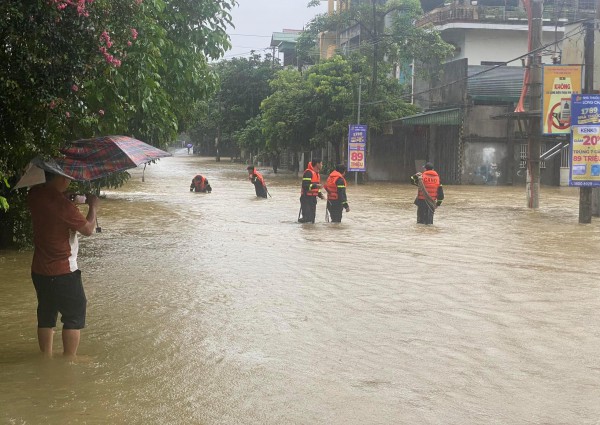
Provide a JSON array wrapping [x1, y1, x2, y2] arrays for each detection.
[[258, 0, 450, 162], [1, 0, 235, 173], [260, 54, 418, 163], [298, 0, 453, 89], [0, 0, 236, 247], [188, 53, 279, 157], [261, 68, 316, 154]]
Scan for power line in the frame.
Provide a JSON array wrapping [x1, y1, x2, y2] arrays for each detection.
[[228, 33, 273, 37], [221, 18, 588, 104], [221, 47, 273, 60], [359, 23, 589, 107]]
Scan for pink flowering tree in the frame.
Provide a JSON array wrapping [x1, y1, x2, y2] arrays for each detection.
[[0, 0, 236, 247]]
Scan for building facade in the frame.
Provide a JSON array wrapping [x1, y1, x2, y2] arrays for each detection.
[[367, 0, 595, 185]]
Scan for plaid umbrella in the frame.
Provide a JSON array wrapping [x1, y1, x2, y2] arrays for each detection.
[[13, 156, 78, 189], [57, 135, 172, 181]]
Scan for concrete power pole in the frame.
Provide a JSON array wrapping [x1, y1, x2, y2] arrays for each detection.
[[579, 20, 595, 222], [526, 0, 544, 209], [592, 1, 600, 217]]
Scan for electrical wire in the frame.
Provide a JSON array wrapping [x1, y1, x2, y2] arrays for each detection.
[[358, 23, 589, 107]]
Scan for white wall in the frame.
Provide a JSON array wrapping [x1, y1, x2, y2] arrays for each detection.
[[562, 22, 600, 90], [441, 24, 562, 66]]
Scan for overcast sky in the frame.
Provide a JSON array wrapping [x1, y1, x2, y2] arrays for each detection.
[[224, 0, 328, 60]]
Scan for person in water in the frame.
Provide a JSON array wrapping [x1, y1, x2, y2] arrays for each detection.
[[299, 159, 324, 223], [28, 171, 99, 358], [324, 164, 350, 223], [190, 174, 212, 193], [247, 166, 268, 198], [410, 162, 444, 225]]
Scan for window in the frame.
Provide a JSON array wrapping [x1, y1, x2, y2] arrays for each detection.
[[519, 144, 527, 168], [561, 144, 570, 168], [540, 143, 547, 169], [520, 144, 546, 168]]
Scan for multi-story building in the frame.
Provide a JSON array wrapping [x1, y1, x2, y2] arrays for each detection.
[[374, 0, 596, 185], [271, 0, 596, 184], [270, 30, 303, 67]]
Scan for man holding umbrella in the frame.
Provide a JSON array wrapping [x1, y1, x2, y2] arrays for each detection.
[[28, 170, 99, 358], [17, 136, 170, 357]]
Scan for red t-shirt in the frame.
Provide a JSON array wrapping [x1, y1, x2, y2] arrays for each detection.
[[28, 184, 88, 276]]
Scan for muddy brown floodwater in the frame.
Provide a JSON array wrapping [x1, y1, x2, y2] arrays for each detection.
[[1, 150, 599, 424]]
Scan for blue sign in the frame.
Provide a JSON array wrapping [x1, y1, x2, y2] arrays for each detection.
[[570, 94, 600, 126], [570, 94, 600, 187], [348, 125, 367, 172]]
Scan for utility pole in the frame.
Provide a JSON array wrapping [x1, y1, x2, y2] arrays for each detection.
[[371, 0, 379, 95], [356, 78, 362, 185], [579, 15, 598, 222], [357, 78, 362, 125], [526, 0, 543, 209], [592, 1, 600, 217]]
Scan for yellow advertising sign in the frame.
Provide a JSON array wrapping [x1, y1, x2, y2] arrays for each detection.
[[542, 65, 582, 135]]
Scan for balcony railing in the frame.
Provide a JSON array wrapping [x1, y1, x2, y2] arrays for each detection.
[[416, 4, 595, 27]]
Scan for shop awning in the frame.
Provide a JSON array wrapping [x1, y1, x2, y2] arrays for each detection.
[[392, 108, 462, 126]]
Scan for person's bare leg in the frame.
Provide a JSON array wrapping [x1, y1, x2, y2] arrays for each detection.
[[38, 328, 54, 356], [62, 329, 80, 358]]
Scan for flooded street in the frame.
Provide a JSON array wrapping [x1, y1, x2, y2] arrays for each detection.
[[1, 151, 599, 425]]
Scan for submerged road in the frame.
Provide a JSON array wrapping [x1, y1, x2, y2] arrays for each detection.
[[1, 151, 599, 424]]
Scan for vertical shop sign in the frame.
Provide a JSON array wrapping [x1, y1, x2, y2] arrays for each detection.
[[348, 125, 367, 172], [542, 65, 582, 135], [570, 94, 600, 187]]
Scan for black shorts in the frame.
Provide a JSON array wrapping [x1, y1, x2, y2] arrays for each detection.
[[32, 270, 87, 330]]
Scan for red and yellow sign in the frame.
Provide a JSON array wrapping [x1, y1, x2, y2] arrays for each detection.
[[542, 65, 582, 135]]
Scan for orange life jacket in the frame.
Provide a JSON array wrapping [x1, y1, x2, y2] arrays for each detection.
[[302, 163, 320, 196], [418, 170, 440, 200], [193, 175, 207, 191], [325, 170, 346, 201], [249, 168, 266, 187]]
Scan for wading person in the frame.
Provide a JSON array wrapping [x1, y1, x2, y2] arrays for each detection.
[[411, 162, 444, 225], [247, 166, 268, 198], [298, 159, 324, 223], [324, 164, 350, 223], [28, 171, 99, 358], [190, 174, 212, 193]]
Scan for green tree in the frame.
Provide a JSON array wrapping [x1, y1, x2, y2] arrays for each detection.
[[0, 0, 235, 248], [260, 54, 418, 164], [189, 53, 279, 159], [234, 115, 266, 157], [261, 68, 317, 155], [305, 56, 356, 162], [300, 0, 453, 93]]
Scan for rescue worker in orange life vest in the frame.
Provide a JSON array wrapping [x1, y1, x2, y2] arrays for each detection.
[[299, 159, 324, 223], [410, 162, 444, 225], [190, 174, 212, 193], [247, 166, 268, 198], [324, 164, 350, 223]]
